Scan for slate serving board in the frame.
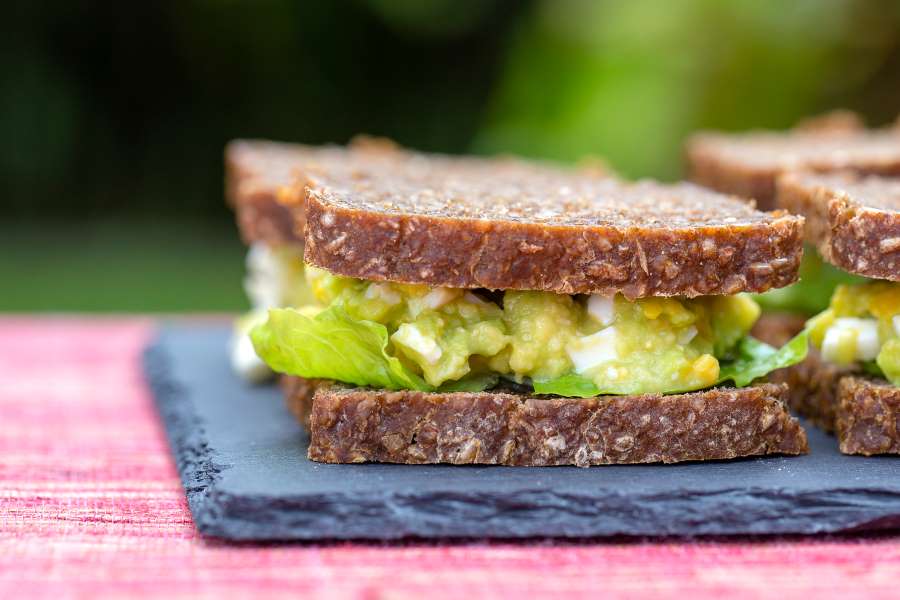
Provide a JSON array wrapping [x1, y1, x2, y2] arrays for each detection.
[[145, 323, 900, 541]]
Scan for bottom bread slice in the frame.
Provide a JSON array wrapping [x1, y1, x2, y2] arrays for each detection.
[[282, 378, 808, 466], [836, 377, 900, 455], [753, 313, 899, 455]]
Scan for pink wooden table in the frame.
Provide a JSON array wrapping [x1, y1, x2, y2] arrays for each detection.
[[2, 316, 899, 599]]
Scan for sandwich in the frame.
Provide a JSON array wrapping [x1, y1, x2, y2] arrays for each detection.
[[239, 140, 811, 466], [686, 112, 900, 455], [768, 172, 900, 455]]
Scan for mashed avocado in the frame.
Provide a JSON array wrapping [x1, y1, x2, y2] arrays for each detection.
[[296, 266, 761, 394], [808, 281, 900, 385]]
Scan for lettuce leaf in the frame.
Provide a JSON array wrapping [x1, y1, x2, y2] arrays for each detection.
[[250, 306, 431, 391], [534, 330, 809, 398], [250, 306, 498, 393], [532, 374, 603, 397], [716, 329, 809, 387]]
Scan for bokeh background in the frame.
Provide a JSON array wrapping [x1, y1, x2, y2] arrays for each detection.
[[5, 0, 900, 312]]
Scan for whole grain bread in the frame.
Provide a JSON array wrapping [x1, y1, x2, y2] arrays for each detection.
[[777, 172, 900, 280], [836, 376, 900, 455], [293, 383, 807, 466], [225, 140, 319, 246], [302, 164, 803, 298], [686, 111, 900, 210]]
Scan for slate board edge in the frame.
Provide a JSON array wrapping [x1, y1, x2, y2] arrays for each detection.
[[144, 331, 900, 542]]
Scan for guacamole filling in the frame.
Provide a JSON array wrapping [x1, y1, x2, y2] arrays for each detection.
[[808, 281, 900, 385], [250, 264, 809, 397]]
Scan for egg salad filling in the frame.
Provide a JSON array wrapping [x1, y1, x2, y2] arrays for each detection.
[[808, 281, 900, 385], [249, 265, 810, 397]]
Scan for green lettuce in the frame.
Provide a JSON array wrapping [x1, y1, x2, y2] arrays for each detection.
[[716, 329, 809, 387], [251, 306, 431, 391], [250, 306, 498, 393], [534, 330, 809, 398]]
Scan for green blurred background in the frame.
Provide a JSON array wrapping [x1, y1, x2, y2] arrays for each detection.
[[4, 0, 900, 312]]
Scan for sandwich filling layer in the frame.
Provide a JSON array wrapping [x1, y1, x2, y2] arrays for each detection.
[[808, 281, 900, 385], [250, 261, 809, 397]]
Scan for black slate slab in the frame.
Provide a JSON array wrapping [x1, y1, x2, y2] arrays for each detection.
[[145, 323, 900, 542]]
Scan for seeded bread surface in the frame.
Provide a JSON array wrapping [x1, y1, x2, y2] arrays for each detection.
[[303, 167, 803, 297], [225, 140, 321, 245], [837, 377, 900, 455], [289, 382, 807, 466], [777, 172, 900, 280], [686, 112, 900, 210]]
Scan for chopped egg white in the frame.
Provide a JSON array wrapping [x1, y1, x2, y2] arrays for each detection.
[[677, 325, 698, 345], [587, 295, 615, 326], [566, 326, 619, 374], [423, 287, 460, 310], [230, 331, 273, 383], [821, 317, 880, 363], [243, 243, 299, 310], [364, 282, 402, 305], [392, 323, 443, 364]]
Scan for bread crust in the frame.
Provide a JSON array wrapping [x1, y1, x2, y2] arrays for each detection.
[[296, 383, 807, 466], [304, 192, 802, 298], [225, 140, 313, 246], [280, 375, 327, 428], [837, 377, 900, 455], [777, 172, 900, 281], [686, 111, 900, 210]]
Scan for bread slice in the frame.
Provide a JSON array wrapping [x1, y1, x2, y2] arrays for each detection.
[[777, 172, 900, 280], [303, 166, 803, 298], [753, 314, 900, 455], [280, 378, 807, 466], [836, 376, 900, 455], [225, 139, 320, 246], [686, 111, 900, 210]]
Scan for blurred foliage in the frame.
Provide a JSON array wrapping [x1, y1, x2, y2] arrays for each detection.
[[2, 0, 900, 311], [477, 0, 900, 179]]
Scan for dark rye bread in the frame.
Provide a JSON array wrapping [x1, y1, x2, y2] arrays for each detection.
[[302, 161, 803, 298], [686, 111, 900, 210], [293, 382, 807, 466], [225, 139, 316, 246], [753, 314, 900, 455], [837, 377, 900, 455], [225, 137, 407, 246], [777, 172, 900, 281]]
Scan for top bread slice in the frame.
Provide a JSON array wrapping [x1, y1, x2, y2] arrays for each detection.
[[686, 111, 900, 210], [301, 153, 802, 298], [226, 139, 324, 246], [777, 172, 900, 280]]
